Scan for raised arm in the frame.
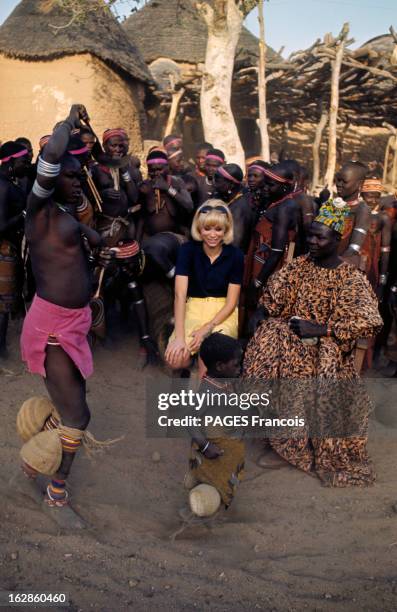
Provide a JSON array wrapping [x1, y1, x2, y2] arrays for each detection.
[[27, 104, 88, 215]]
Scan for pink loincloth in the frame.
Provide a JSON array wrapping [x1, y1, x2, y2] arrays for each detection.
[[21, 295, 93, 379]]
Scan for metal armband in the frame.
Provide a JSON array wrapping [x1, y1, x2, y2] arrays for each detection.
[[32, 180, 54, 199], [37, 156, 61, 178]]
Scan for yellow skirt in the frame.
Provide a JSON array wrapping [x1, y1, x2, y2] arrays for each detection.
[[168, 297, 238, 354]]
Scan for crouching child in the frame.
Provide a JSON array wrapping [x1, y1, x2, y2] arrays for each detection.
[[182, 332, 245, 520]]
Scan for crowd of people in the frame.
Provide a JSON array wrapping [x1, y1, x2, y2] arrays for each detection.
[[2, 104, 397, 527]]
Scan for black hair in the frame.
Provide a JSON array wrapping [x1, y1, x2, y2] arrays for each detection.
[[341, 161, 368, 180], [315, 188, 331, 206], [221, 163, 244, 183], [199, 333, 241, 370], [249, 159, 270, 171], [163, 134, 181, 146], [280, 159, 301, 181], [59, 153, 81, 169], [79, 127, 94, 137], [67, 135, 86, 153], [272, 161, 296, 183], [206, 148, 225, 161], [0, 141, 27, 162], [147, 149, 168, 162], [15, 137, 32, 149], [196, 142, 213, 152]]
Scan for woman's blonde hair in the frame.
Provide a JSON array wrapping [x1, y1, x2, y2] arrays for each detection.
[[191, 199, 234, 244]]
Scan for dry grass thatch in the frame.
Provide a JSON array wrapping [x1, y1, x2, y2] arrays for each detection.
[[0, 0, 152, 84], [123, 0, 279, 66]]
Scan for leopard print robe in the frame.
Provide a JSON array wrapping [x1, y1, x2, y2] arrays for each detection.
[[243, 255, 383, 487]]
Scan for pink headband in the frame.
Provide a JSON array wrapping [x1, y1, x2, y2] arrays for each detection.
[[249, 164, 267, 174], [68, 146, 89, 156], [206, 154, 224, 164], [164, 137, 182, 149], [168, 148, 182, 160], [218, 166, 241, 185], [147, 158, 168, 165], [0, 148, 28, 163], [263, 168, 294, 184], [103, 129, 128, 144]]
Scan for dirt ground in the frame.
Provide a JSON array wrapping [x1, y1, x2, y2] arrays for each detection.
[[0, 318, 396, 612]]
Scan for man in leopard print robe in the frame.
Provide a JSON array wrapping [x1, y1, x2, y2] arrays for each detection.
[[243, 200, 383, 487]]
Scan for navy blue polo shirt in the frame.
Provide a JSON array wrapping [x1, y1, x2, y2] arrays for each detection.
[[175, 240, 244, 298]]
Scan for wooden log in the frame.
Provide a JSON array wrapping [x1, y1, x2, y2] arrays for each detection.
[[311, 107, 328, 191], [257, 0, 270, 161], [324, 23, 349, 188], [341, 59, 397, 83], [164, 88, 185, 137]]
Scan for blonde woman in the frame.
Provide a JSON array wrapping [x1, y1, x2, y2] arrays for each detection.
[[165, 200, 244, 371]]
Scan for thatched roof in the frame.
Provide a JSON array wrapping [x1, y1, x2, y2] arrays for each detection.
[[123, 0, 279, 66], [360, 34, 397, 70], [0, 0, 152, 84], [363, 34, 395, 56]]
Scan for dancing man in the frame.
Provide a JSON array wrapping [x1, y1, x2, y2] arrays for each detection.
[[20, 104, 102, 528]]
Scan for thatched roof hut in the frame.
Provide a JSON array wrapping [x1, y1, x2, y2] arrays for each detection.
[[0, 0, 152, 152], [123, 0, 278, 67], [361, 33, 397, 66], [123, 0, 278, 155]]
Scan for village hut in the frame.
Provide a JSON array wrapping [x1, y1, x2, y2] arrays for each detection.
[[123, 0, 279, 156], [0, 0, 153, 153]]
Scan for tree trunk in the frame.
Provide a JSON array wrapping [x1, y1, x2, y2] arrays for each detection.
[[311, 108, 328, 191], [197, 1, 245, 167], [383, 137, 392, 184], [324, 24, 349, 188], [392, 147, 397, 188], [164, 88, 185, 137], [257, 0, 270, 161]]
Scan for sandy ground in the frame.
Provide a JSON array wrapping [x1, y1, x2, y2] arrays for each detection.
[[0, 318, 397, 612]]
